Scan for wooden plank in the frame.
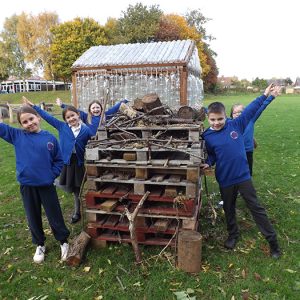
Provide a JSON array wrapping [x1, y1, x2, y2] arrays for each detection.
[[187, 168, 199, 183], [86, 165, 100, 177], [99, 200, 118, 212], [153, 219, 170, 232], [123, 152, 137, 161], [164, 187, 178, 198], [168, 175, 181, 183], [150, 174, 166, 182], [135, 168, 148, 180]]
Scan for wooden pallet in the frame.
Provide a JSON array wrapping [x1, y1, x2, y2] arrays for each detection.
[[97, 125, 203, 142], [85, 191, 199, 217], [85, 143, 204, 164]]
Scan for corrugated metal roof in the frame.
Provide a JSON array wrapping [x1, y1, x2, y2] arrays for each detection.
[[72, 40, 197, 69]]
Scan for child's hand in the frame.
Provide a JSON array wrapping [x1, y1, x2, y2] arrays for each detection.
[[56, 98, 62, 106], [22, 96, 34, 106], [201, 163, 210, 169], [264, 83, 275, 96], [270, 85, 282, 97]]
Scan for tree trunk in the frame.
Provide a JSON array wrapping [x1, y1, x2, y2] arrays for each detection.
[[141, 93, 164, 115], [66, 231, 91, 267], [177, 230, 202, 273]]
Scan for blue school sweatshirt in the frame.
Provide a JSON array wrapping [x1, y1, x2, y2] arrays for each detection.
[[202, 94, 273, 188], [0, 123, 63, 186], [61, 100, 128, 135], [243, 96, 274, 152], [33, 105, 93, 166]]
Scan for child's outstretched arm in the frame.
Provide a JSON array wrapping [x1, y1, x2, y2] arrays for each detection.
[[22, 96, 64, 130], [234, 84, 281, 131], [56, 98, 87, 123], [105, 99, 128, 119]]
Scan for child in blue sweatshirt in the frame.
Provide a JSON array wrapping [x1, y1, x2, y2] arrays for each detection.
[[56, 98, 128, 135], [23, 97, 93, 224], [230, 94, 275, 175], [202, 84, 281, 258], [0, 106, 70, 264]]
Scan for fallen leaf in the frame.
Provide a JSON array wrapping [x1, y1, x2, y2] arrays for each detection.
[[186, 288, 194, 294], [228, 263, 234, 269], [57, 287, 64, 292], [83, 266, 91, 272], [254, 273, 261, 281], [242, 269, 247, 279], [133, 282, 142, 287], [284, 269, 297, 274], [107, 259, 111, 265], [98, 268, 104, 274], [94, 296, 103, 300]]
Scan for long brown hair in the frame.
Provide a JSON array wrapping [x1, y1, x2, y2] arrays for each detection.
[[17, 106, 39, 124], [62, 105, 79, 121], [87, 100, 103, 124]]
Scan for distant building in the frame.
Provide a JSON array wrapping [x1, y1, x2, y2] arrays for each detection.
[[0, 76, 70, 93], [217, 76, 238, 89]]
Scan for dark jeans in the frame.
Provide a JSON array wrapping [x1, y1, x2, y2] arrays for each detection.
[[220, 180, 277, 242], [20, 185, 70, 245], [246, 151, 253, 176]]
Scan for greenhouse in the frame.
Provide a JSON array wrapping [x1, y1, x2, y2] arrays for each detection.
[[71, 39, 204, 111]]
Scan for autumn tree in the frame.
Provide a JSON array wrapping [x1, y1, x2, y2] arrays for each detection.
[[17, 12, 59, 80], [0, 15, 31, 81], [154, 14, 210, 80], [116, 3, 163, 43], [185, 9, 218, 92], [50, 18, 107, 81]]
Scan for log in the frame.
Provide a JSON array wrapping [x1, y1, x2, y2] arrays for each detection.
[[66, 231, 91, 267], [177, 230, 202, 273], [141, 93, 164, 115]]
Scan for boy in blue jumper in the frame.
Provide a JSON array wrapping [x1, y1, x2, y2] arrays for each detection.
[[202, 84, 281, 258], [230, 94, 275, 175], [0, 106, 70, 263]]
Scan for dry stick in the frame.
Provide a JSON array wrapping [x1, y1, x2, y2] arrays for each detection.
[[124, 191, 150, 263], [111, 123, 138, 139]]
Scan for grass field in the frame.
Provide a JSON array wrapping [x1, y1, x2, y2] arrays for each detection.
[[0, 91, 299, 299]]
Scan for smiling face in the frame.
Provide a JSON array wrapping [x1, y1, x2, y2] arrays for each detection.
[[231, 105, 244, 119], [19, 113, 41, 133], [89, 103, 102, 116], [64, 110, 80, 127], [207, 112, 226, 131]]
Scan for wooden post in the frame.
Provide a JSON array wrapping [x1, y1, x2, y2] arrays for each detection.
[[124, 191, 150, 263], [177, 230, 202, 273], [66, 231, 91, 267], [72, 72, 77, 107], [179, 67, 188, 105], [8, 104, 14, 124]]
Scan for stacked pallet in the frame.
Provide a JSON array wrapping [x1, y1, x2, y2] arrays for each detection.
[[84, 102, 205, 248]]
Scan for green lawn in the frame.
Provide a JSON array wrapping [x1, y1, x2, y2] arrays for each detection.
[[0, 92, 299, 299]]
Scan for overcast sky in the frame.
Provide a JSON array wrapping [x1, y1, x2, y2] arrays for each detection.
[[0, 0, 298, 81]]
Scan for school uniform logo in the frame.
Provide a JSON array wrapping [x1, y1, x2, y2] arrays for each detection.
[[47, 142, 54, 151], [230, 131, 238, 139]]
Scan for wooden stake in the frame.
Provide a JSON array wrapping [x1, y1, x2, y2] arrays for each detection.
[[124, 191, 150, 263]]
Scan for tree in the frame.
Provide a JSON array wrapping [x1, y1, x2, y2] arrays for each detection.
[[285, 77, 293, 86], [17, 12, 58, 80], [117, 3, 163, 43], [0, 14, 31, 81], [154, 14, 210, 79], [51, 18, 107, 81], [252, 77, 268, 90], [185, 9, 215, 43]]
